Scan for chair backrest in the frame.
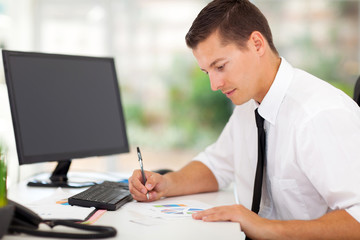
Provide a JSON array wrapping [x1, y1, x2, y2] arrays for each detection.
[[353, 76, 360, 106]]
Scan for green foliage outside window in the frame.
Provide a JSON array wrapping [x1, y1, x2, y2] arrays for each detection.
[[168, 58, 233, 149], [122, 54, 233, 150]]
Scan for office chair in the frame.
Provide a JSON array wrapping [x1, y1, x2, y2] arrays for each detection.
[[353, 76, 360, 106], [153, 169, 173, 175]]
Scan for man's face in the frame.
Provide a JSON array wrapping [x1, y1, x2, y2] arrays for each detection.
[[192, 31, 262, 105]]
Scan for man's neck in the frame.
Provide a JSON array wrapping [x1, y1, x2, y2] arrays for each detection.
[[256, 53, 281, 104]]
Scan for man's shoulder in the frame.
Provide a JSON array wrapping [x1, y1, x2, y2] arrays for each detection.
[[283, 68, 358, 122], [289, 69, 348, 104]]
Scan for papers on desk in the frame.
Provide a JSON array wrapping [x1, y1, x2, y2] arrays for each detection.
[[124, 199, 212, 226], [25, 188, 95, 221]]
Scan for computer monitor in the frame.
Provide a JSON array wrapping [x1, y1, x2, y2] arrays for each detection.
[[2, 50, 129, 187]]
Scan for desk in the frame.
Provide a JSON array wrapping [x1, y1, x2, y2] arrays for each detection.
[[5, 178, 245, 240]]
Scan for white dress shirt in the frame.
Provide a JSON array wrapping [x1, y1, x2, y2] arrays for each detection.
[[194, 58, 360, 222]]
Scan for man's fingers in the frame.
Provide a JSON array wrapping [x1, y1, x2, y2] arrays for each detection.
[[129, 170, 147, 191], [144, 171, 161, 191], [192, 205, 246, 222], [129, 187, 148, 201], [129, 170, 166, 202], [194, 210, 230, 222], [192, 207, 217, 220], [129, 170, 150, 201]]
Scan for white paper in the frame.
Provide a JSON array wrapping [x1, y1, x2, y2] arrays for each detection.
[[25, 188, 95, 221], [124, 199, 212, 226]]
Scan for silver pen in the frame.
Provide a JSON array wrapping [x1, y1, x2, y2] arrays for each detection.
[[137, 147, 149, 200]]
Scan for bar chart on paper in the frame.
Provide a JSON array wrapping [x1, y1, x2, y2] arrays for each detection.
[[153, 204, 204, 216], [124, 200, 213, 225]]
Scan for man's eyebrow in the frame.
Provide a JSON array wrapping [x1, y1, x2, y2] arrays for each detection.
[[200, 58, 227, 73], [209, 58, 226, 68]]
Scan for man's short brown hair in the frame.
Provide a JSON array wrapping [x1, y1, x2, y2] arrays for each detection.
[[185, 0, 278, 55]]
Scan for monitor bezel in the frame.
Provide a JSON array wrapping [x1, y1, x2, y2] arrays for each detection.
[[2, 50, 129, 165]]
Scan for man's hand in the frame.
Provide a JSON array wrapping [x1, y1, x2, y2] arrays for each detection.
[[128, 161, 219, 202], [193, 205, 360, 240], [192, 204, 272, 239], [128, 170, 169, 202]]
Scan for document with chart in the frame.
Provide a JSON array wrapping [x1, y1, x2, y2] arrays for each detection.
[[124, 199, 212, 226]]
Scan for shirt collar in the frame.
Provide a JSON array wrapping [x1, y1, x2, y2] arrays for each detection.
[[258, 57, 294, 125]]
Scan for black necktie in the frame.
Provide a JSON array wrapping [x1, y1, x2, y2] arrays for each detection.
[[246, 109, 266, 240], [251, 108, 266, 214]]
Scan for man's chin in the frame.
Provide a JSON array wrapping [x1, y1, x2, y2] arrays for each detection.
[[231, 98, 249, 106]]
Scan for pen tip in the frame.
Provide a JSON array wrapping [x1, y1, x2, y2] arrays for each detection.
[[137, 146, 140, 152]]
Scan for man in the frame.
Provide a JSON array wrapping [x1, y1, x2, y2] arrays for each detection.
[[129, 0, 360, 239]]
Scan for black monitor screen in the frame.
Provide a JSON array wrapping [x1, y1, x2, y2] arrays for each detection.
[[3, 50, 129, 165]]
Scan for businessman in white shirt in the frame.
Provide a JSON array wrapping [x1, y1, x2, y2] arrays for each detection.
[[129, 0, 360, 239]]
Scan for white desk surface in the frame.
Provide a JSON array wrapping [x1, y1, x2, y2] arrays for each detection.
[[5, 176, 245, 240]]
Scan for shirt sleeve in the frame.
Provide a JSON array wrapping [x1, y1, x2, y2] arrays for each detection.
[[296, 106, 360, 223], [193, 110, 236, 189]]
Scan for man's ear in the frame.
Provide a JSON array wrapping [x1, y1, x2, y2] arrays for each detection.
[[249, 31, 266, 56]]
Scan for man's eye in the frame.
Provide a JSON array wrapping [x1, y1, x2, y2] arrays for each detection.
[[217, 65, 225, 71], [200, 69, 208, 75]]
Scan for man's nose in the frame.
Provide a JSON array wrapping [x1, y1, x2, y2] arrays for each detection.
[[209, 73, 225, 91]]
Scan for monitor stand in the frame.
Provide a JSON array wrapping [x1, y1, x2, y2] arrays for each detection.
[[27, 160, 96, 188]]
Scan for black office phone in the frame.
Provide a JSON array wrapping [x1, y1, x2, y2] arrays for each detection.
[[1, 200, 117, 239], [8, 200, 42, 230]]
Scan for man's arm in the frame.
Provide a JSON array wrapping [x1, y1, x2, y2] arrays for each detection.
[[128, 160, 218, 201], [162, 160, 219, 197], [193, 205, 360, 240], [271, 209, 360, 240]]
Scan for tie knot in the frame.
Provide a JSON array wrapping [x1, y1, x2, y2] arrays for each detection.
[[255, 108, 264, 129]]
